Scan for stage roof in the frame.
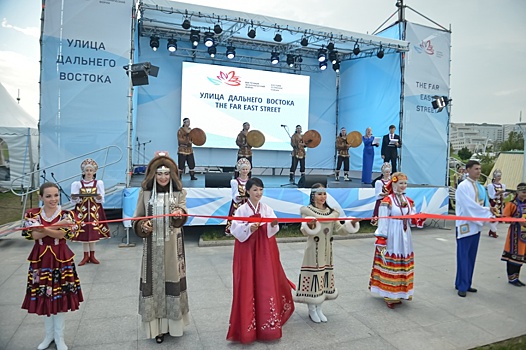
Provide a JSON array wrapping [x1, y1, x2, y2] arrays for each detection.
[[138, 0, 409, 70]]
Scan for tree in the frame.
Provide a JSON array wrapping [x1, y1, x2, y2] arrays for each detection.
[[501, 131, 524, 151], [458, 147, 473, 161]]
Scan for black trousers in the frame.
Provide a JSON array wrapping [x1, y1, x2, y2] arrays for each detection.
[[384, 149, 398, 172], [290, 157, 305, 174], [336, 156, 349, 172], [178, 153, 196, 171]]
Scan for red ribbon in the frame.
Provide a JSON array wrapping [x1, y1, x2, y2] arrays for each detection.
[[1, 212, 522, 237]]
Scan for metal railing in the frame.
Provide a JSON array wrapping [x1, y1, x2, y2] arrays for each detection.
[[9, 145, 123, 223]]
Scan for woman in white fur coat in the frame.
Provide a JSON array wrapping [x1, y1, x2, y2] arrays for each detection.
[[294, 183, 360, 323]]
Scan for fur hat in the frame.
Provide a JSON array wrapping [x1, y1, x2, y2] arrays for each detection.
[[141, 152, 182, 191]]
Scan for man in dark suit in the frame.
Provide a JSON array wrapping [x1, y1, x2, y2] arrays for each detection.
[[381, 124, 401, 172]]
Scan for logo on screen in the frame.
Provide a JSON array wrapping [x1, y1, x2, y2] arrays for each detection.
[[207, 71, 241, 86], [414, 40, 434, 55]]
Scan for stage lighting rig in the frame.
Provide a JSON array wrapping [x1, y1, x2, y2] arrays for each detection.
[[213, 20, 222, 34], [286, 54, 295, 67], [271, 52, 280, 65], [332, 61, 340, 73], [319, 61, 327, 71], [300, 36, 309, 47], [167, 38, 177, 52], [273, 28, 282, 42], [123, 62, 159, 86], [431, 96, 451, 112], [329, 50, 338, 64], [226, 46, 236, 59], [204, 32, 215, 47], [247, 27, 256, 38], [190, 30, 200, 47], [317, 48, 327, 62], [377, 45, 384, 59], [353, 41, 361, 55], [327, 41, 335, 51], [149, 36, 159, 51], [208, 46, 216, 58]]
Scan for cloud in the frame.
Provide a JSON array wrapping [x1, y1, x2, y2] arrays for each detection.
[[1, 18, 40, 38], [0, 50, 40, 118]]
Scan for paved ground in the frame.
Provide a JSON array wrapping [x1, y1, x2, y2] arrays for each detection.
[[1, 222, 525, 349]]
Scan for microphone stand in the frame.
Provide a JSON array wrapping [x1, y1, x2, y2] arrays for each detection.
[[280, 125, 297, 188], [51, 172, 71, 202]]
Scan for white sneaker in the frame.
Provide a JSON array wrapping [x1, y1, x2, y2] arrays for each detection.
[[344, 175, 350, 181], [335, 176, 340, 181]]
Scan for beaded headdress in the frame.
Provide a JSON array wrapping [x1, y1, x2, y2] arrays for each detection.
[[381, 162, 392, 173], [81, 158, 98, 173], [493, 169, 502, 179], [236, 157, 252, 171]]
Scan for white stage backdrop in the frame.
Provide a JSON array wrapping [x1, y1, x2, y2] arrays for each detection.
[[181, 62, 310, 151], [40, 0, 132, 189], [402, 23, 451, 186]]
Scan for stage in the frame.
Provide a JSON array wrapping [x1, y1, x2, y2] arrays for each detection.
[[122, 170, 449, 226]]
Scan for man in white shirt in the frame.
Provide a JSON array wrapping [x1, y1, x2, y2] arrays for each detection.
[[454, 160, 497, 297]]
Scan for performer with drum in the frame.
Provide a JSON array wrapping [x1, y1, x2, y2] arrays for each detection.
[[177, 118, 200, 180], [335, 127, 351, 181], [289, 125, 306, 184], [236, 122, 252, 167]]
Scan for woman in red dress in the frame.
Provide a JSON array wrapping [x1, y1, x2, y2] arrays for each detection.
[[227, 177, 295, 344], [71, 158, 110, 265], [225, 158, 251, 235], [22, 182, 83, 350]]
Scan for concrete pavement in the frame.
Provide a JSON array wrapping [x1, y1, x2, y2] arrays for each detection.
[[1, 223, 525, 349]]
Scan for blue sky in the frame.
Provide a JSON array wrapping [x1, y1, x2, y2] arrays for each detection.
[[0, 0, 525, 124]]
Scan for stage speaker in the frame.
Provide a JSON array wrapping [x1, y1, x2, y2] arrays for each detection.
[[205, 172, 233, 188], [297, 175, 328, 188]]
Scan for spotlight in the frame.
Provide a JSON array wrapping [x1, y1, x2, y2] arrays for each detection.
[[332, 61, 340, 73], [300, 36, 308, 47], [190, 30, 200, 47], [274, 32, 282, 42], [353, 41, 360, 55], [317, 48, 327, 62], [286, 54, 295, 67], [431, 95, 450, 112], [214, 23, 222, 34], [247, 27, 256, 39], [182, 18, 191, 30], [271, 52, 280, 65], [204, 32, 215, 47], [328, 50, 338, 64], [208, 45, 216, 58], [327, 41, 335, 51], [167, 38, 177, 52], [296, 56, 303, 63], [319, 61, 327, 71], [226, 46, 236, 59], [377, 45, 384, 59], [149, 36, 159, 51]]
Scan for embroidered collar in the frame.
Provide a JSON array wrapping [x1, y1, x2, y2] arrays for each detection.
[[247, 200, 260, 214], [40, 206, 62, 222]]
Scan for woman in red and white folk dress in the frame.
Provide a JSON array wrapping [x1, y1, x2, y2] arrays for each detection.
[[70, 158, 110, 265], [369, 172, 416, 309], [227, 177, 295, 344], [22, 182, 83, 350], [487, 169, 506, 238], [225, 158, 251, 236]]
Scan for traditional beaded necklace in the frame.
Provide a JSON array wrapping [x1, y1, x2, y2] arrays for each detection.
[[307, 204, 332, 216]]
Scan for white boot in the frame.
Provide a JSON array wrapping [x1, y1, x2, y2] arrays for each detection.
[[344, 175, 350, 181], [37, 316, 54, 350], [316, 304, 328, 322], [308, 304, 321, 323], [53, 314, 68, 350]]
